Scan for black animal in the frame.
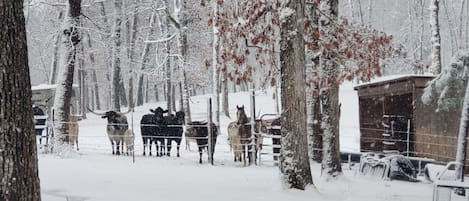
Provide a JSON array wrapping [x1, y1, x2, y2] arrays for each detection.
[[140, 107, 168, 156], [89, 108, 131, 155], [165, 111, 185, 157], [186, 121, 218, 164], [33, 105, 47, 144]]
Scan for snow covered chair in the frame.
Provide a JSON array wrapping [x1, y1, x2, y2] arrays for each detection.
[[359, 153, 418, 182]]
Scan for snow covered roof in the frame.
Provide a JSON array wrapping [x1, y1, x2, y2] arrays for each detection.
[[354, 74, 436, 90]]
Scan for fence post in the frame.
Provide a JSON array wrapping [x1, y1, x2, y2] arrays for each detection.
[[207, 98, 213, 165], [250, 90, 256, 165], [131, 109, 135, 163], [407, 119, 411, 157]]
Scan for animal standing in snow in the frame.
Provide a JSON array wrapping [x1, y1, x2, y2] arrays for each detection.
[[68, 115, 82, 151], [227, 105, 261, 165], [186, 121, 218, 164], [88, 108, 131, 155], [140, 107, 168, 156], [165, 111, 185, 157], [123, 129, 135, 155], [33, 105, 47, 144]]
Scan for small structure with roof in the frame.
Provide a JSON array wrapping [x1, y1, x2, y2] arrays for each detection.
[[354, 75, 466, 168]]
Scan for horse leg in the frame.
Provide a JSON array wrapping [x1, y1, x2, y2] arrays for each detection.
[[116, 140, 121, 155], [198, 146, 203, 164], [166, 139, 172, 157], [142, 138, 147, 156], [111, 141, 115, 155], [176, 139, 181, 157]]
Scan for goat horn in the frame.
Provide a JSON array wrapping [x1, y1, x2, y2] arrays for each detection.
[[87, 107, 106, 116]]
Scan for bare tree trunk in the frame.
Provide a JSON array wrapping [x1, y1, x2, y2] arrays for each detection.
[[111, 0, 123, 111], [442, 0, 458, 55], [77, 42, 86, 118], [357, 0, 364, 24], [454, 53, 469, 181], [305, 0, 322, 163], [348, 0, 355, 21], [367, 0, 372, 24], [119, 79, 128, 107], [222, 68, 230, 118], [137, 11, 157, 106], [85, 32, 101, 110], [165, 0, 173, 113], [52, 0, 82, 143], [49, 11, 64, 84], [212, 0, 220, 126], [319, 0, 342, 178], [125, 0, 138, 109], [430, 0, 442, 75], [0, 1, 41, 199], [154, 84, 160, 102], [91, 69, 100, 109], [279, 0, 313, 190]]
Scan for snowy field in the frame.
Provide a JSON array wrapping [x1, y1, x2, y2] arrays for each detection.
[[38, 82, 434, 201]]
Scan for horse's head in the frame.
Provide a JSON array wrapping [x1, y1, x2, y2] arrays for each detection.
[[236, 105, 248, 125]]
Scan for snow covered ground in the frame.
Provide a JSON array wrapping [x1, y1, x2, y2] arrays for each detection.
[[39, 82, 435, 201]]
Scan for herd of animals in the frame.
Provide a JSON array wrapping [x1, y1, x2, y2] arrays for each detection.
[[34, 105, 281, 164]]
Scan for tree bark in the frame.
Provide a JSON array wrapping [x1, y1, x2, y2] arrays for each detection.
[[137, 11, 157, 106], [111, 0, 123, 111], [212, 0, 221, 126], [165, 0, 173, 113], [49, 11, 64, 84], [86, 32, 101, 110], [319, 0, 342, 178], [222, 67, 230, 118], [177, 0, 192, 123], [429, 0, 442, 75], [454, 53, 469, 181], [52, 0, 82, 143], [305, 0, 322, 163], [279, 0, 313, 190], [0, 1, 42, 199]]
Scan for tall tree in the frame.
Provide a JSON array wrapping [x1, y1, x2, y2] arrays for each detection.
[[279, 0, 314, 190], [49, 11, 64, 84], [422, 51, 469, 180], [429, 0, 442, 74], [305, 0, 322, 163], [111, 0, 123, 111], [136, 11, 158, 106], [211, 0, 221, 126], [52, 0, 82, 143], [0, 0, 41, 199], [318, 0, 342, 178]]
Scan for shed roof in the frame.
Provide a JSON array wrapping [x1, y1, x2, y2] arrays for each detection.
[[354, 74, 435, 90], [353, 74, 436, 97]]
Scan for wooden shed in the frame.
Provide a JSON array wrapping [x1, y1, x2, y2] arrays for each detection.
[[31, 84, 80, 115], [354, 75, 468, 166]]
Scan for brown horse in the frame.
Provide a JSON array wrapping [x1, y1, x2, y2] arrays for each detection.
[[185, 121, 218, 164], [227, 105, 260, 165]]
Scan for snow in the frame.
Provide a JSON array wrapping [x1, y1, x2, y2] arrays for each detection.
[[39, 82, 436, 201]]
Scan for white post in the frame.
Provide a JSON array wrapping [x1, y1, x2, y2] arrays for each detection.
[[250, 90, 256, 165], [406, 119, 411, 157], [131, 109, 135, 163], [207, 98, 213, 165]]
